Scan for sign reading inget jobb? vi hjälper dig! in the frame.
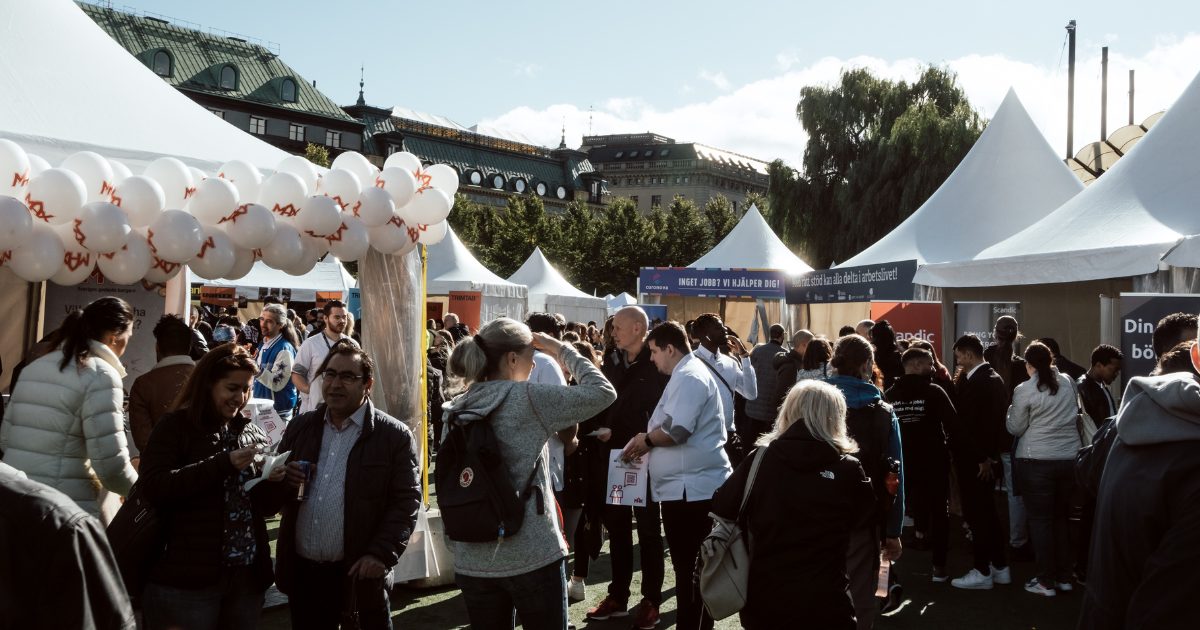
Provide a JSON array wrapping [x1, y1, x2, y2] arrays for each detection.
[[785, 260, 918, 304], [638, 267, 787, 298]]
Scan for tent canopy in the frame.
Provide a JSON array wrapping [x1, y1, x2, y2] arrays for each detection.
[[917, 72, 1200, 287], [843, 88, 1084, 268], [0, 0, 290, 171], [427, 226, 528, 322], [689, 204, 812, 274], [206, 256, 354, 302], [507, 247, 607, 323]]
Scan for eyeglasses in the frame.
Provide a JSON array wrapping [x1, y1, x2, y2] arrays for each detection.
[[322, 369, 366, 385]]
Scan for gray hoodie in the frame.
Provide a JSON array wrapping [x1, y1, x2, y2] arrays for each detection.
[[1116, 372, 1200, 445], [442, 345, 617, 578]]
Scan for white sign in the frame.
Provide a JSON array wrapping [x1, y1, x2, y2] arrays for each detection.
[[244, 398, 286, 446], [606, 449, 648, 507]]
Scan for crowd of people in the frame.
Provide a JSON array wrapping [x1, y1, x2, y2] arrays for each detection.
[[3, 293, 1200, 630]]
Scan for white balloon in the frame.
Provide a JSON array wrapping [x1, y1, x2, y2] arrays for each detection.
[[384, 151, 422, 174], [61, 151, 115, 204], [259, 223, 303, 270], [9, 223, 64, 282], [74, 202, 132, 253], [373, 167, 416, 209], [330, 151, 375, 188], [97, 232, 152, 285], [108, 160, 133, 184], [188, 177, 240, 225], [296, 195, 342, 238], [147, 209, 203, 263], [188, 167, 208, 185], [0, 139, 30, 199], [224, 247, 257, 281], [189, 226, 236, 280], [258, 172, 307, 224], [327, 217, 370, 261], [216, 159, 263, 205], [144, 157, 195, 210], [112, 175, 166, 228], [143, 255, 183, 283], [352, 186, 395, 228], [424, 163, 460, 195], [0, 196, 33, 251], [219, 203, 276, 250], [309, 234, 330, 258], [50, 249, 96, 286], [275, 155, 320, 193], [284, 235, 321, 276], [26, 168, 87, 226], [417, 220, 448, 245], [407, 186, 452, 225], [26, 154, 51, 178], [316, 168, 361, 213], [366, 213, 418, 255]]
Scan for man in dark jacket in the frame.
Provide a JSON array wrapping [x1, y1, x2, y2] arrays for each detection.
[[1073, 344, 1122, 583], [743, 324, 786, 444], [587, 306, 669, 624], [276, 341, 421, 630], [949, 335, 1012, 589], [983, 316, 1030, 557], [1037, 337, 1087, 381], [1079, 371, 1200, 629], [886, 347, 962, 581], [442, 313, 471, 343]]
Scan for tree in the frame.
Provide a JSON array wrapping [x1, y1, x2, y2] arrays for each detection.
[[595, 197, 655, 296], [304, 143, 330, 168], [657, 195, 708, 266], [547, 200, 600, 292], [489, 195, 557, 277], [742, 191, 768, 216], [703, 194, 738, 246]]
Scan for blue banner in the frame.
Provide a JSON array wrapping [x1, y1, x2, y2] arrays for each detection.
[[348, 287, 361, 320], [785, 260, 918, 304], [638, 268, 786, 298]]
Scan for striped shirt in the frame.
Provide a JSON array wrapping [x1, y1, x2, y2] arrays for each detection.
[[295, 402, 367, 561]]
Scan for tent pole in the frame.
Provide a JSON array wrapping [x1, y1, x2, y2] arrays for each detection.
[[1101, 46, 1108, 140], [1066, 20, 1077, 159], [421, 245, 430, 507]]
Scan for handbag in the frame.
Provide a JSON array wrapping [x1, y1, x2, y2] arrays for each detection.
[[698, 444, 767, 620], [1070, 379, 1098, 446], [104, 481, 164, 596]]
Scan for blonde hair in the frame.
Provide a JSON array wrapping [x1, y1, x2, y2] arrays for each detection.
[[758, 380, 857, 454], [446, 317, 533, 392], [793, 329, 814, 346]]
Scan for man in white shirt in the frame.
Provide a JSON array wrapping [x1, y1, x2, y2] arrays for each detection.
[[691, 313, 755, 466], [292, 300, 359, 414], [623, 321, 730, 630]]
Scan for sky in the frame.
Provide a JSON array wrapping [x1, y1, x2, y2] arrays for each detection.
[[116, 0, 1200, 169]]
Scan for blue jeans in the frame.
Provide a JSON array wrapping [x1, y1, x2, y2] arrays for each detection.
[[1000, 452, 1028, 547], [1017, 459, 1076, 587], [456, 559, 566, 630], [143, 565, 265, 630]]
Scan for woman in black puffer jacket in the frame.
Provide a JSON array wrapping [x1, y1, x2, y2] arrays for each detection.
[[139, 344, 287, 630]]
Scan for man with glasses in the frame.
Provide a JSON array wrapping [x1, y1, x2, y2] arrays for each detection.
[[293, 300, 359, 415], [254, 303, 299, 422], [273, 340, 421, 630]]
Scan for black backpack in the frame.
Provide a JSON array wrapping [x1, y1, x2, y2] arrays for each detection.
[[436, 409, 543, 543], [104, 481, 164, 595], [844, 401, 899, 525]]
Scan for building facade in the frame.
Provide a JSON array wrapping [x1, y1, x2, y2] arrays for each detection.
[[581, 133, 768, 213]]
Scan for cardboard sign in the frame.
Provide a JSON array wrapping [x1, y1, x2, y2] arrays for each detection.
[[871, 301, 943, 358], [448, 291, 482, 332], [243, 398, 286, 446], [606, 449, 648, 507]]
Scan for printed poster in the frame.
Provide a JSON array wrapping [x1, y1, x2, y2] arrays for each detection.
[[1118, 293, 1200, 391], [448, 291, 482, 332], [606, 449, 648, 507], [871, 301, 943, 358]]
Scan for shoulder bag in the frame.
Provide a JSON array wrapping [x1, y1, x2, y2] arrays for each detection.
[[698, 444, 767, 620], [1070, 377, 1098, 446]]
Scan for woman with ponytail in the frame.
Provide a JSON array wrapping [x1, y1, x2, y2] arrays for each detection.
[[1005, 342, 1081, 597], [0, 296, 138, 522]]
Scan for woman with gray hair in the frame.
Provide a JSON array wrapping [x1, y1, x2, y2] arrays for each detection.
[[443, 317, 617, 630], [711, 380, 875, 629]]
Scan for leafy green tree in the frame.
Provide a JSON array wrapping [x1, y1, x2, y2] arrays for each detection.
[[742, 191, 768, 216], [702, 194, 738, 246], [595, 197, 655, 296], [660, 195, 709, 266], [305, 143, 330, 168], [546, 200, 600, 292], [645, 205, 668, 263], [488, 195, 558, 277]]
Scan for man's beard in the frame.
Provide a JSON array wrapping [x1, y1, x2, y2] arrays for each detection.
[[327, 321, 346, 335]]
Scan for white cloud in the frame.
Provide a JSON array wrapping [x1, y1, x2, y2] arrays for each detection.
[[512, 63, 541, 77], [479, 36, 1200, 169], [698, 69, 731, 91], [776, 51, 801, 71]]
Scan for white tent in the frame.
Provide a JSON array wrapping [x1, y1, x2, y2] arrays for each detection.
[[842, 88, 1085, 268], [0, 0, 290, 171], [206, 256, 356, 302], [916, 71, 1200, 288], [427, 226, 528, 322], [606, 292, 637, 315], [507, 247, 607, 324], [690, 204, 813, 274]]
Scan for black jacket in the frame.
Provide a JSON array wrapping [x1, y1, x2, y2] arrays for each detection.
[[269, 400, 421, 595], [876, 348, 904, 391], [983, 346, 1029, 453], [1056, 356, 1087, 381], [601, 345, 669, 448], [772, 350, 803, 407], [1078, 374, 1117, 426], [1075, 418, 1117, 497], [446, 323, 470, 343], [0, 467, 135, 630], [712, 423, 874, 630], [139, 410, 278, 591], [886, 374, 964, 465], [745, 341, 784, 422], [953, 363, 1008, 464]]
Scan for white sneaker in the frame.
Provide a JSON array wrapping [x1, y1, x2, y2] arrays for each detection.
[[1056, 582, 1074, 592], [568, 578, 586, 601], [1025, 579, 1057, 597], [990, 564, 1012, 585], [951, 568, 994, 590]]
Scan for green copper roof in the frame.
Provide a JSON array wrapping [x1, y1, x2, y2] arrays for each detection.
[[79, 2, 355, 123]]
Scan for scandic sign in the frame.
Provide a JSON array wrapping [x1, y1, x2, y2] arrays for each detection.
[[638, 267, 786, 298]]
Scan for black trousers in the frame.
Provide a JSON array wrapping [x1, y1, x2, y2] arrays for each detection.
[[290, 556, 391, 630], [956, 463, 1007, 574], [602, 501, 664, 606], [908, 455, 950, 568], [661, 498, 715, 630]]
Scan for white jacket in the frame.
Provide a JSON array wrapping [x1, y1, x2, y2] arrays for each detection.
[[0, 340, 138, 520], [1006, 371, 1082, 460]]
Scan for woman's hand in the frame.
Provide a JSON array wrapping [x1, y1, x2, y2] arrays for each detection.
[[531, 332, 565, 357], [268, 465, 287, 483], [229, 445, 260, 471]]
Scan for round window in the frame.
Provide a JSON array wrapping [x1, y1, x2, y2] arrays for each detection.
[[469, 170, 482, 185], [536, 182, 547, 196], [515, 179, 526, 193], [492, 174, 505, 189], [556, 186, 567, 200]]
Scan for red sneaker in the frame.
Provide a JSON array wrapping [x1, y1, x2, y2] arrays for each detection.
[[586, 596, 629, 620], [631, 600, 660, 629]]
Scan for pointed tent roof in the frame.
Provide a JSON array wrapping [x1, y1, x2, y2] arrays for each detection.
[[689, 205, 812, 273], [207, 257, 353, 301], [427, 225, 525, 291], [0, 0, 289, 170], [507, 247, 605, 305], [917, 72, 1200, 287], [607, 293, 637, 308], [842, 88, 1084, 268]]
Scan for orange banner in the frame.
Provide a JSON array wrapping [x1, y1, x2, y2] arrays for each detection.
[[198, 286, 235, 307], [870, 301, 943, 359], [448, 291, 483, 333], [316, 291, 342, 309]]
